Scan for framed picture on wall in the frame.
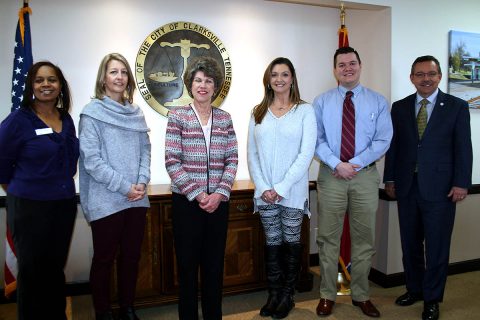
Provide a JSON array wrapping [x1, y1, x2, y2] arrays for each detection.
[[448, 30, 480, 109]]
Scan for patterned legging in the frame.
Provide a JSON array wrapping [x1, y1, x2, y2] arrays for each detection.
[[258, 204, 304, 246]]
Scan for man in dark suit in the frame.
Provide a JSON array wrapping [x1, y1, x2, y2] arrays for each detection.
[[384, 55, 473, 320]]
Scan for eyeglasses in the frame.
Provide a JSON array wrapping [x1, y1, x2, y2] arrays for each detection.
[[413, 72, 439, 78]]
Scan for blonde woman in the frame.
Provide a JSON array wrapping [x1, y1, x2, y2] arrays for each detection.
[[79, 53, 151, 320]]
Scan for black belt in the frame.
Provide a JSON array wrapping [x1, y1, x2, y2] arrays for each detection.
[[320, 161, 375, 171], [363, 162, 376, 170]]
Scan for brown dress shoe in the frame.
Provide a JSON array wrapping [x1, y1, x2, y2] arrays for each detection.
[[352, 300, 380, 317], [316, 298, 335, 316]]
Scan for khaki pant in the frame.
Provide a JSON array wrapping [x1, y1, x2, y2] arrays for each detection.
[[316, 164, 379, 301]]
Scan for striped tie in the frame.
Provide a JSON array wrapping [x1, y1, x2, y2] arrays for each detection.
[[417, 99, 429, 139], [340, 91, 355, 162]]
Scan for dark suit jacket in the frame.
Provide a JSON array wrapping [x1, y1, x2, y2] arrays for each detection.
[[384, 90, 472, 202]]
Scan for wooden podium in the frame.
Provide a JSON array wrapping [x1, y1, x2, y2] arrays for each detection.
[[111, 180, 313, 308]]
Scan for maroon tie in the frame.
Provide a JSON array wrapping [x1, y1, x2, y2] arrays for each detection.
[[340, 91, 355, 162]]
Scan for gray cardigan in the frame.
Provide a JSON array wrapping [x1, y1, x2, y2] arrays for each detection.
[[79, 97, 151, 222]]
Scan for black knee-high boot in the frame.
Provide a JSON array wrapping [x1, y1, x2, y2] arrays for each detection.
[[260, 245, 284, 317], [273, 243, 302, 319]]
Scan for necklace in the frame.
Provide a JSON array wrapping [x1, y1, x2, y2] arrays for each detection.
[[198, 109, 212, 119], [34, 109, 57, 117], [32, 105, 58, 118], [199, 109, 211, 116], [32, 105, 62, 132], [192, 103, 211, 125], [274, 104, 290, 111]]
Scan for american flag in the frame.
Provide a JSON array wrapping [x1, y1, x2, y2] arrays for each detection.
[[11, 3, 33, 111], [4, 3, 33, 299]]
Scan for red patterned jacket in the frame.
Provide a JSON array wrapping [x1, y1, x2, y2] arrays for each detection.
[[165, 105, 238, 201]]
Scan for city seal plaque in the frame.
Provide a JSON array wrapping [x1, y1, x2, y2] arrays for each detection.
[[135, 21, 232, 117]]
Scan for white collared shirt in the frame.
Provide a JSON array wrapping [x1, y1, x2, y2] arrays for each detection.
[[192, 105, 212, 159]]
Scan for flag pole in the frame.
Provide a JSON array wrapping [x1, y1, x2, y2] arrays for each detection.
[[340, 2, 346, 28], [5, 0, 33, 298], [338, 1, 351, 283], [338, 2, 349, 48], [336, 1, 352, 296]]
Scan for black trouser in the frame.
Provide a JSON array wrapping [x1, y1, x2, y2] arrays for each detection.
[[397, 175, 456, 303], [172, 192, 229, 320], [7, 194, 77, 320]]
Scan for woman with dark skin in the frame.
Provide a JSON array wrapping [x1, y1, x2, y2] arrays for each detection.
[[0, 61, 79, 320]]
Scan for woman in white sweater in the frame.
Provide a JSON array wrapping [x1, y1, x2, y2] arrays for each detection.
[[247, 57, 317, 319]]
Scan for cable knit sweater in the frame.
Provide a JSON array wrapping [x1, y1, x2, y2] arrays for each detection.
[[247, 103, 317, 213], [165, 105, 238, 201], [79, 97, 151, 222]]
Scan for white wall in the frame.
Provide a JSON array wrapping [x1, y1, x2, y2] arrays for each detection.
[[349, 0, 480, 274], [355, 0, 480, 183], [373, 194, 480, 275], [0, 0, 336, 187], [1, 0, 479, 283], [0, 0, 357, 284]]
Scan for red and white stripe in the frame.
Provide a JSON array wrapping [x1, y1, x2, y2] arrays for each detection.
[[4, 224, 17, 298]]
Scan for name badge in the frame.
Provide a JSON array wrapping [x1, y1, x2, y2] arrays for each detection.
[[35, 128, 53, 135]]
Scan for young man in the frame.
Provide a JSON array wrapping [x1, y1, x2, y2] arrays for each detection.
[[313, 46, 392, 318]]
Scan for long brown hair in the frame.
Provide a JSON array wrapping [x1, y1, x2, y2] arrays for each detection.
[[253, 57, 303, 124]]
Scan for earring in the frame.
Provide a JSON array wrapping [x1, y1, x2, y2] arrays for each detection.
[[291, 83, 294, 89], [267, 84, 271, 89]]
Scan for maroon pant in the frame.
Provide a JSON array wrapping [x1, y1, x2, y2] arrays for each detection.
[[89, 207, 147, 313]]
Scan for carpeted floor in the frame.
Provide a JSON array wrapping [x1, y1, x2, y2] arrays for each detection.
[[1, 268, 479, 319]]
